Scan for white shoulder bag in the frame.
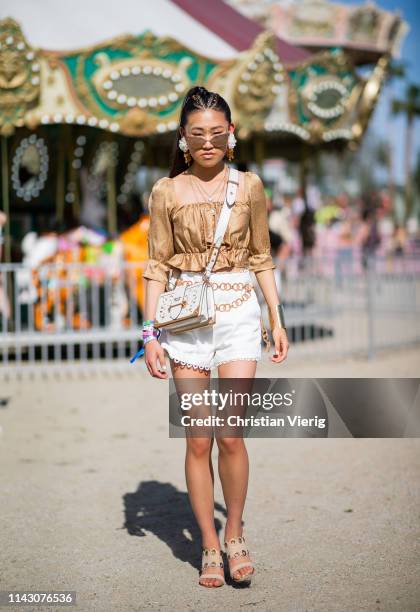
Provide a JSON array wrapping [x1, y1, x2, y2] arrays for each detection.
[[154, 166, 239, 334]]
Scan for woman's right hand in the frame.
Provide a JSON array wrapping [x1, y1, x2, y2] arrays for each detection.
[[144, 339, 168, 379]]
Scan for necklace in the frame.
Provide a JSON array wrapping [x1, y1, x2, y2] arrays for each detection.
[[189, 166, 226, 203], [192, 175, 223, 208], [190, 171, 227, 205], [188, 165, 228, 203]]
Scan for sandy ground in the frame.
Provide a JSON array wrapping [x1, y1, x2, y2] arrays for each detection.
[[1, 346, 419, 611]]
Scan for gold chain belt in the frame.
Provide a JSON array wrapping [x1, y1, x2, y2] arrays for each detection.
[[175, 279, 253, 312]]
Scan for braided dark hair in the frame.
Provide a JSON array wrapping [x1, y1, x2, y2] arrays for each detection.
[[169, 85, 232, 178]]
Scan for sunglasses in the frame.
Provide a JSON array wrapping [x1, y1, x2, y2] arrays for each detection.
[[184, 131, 230, 150]]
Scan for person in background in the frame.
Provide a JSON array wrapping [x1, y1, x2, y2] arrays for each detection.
[[355, 193, 382, 269], [0, 210, 11, 322], [268, 194, 294, 292]]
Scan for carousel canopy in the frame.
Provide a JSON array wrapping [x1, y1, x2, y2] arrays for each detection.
[[0, 0, 406, 152], [0, 0, 309, 61]]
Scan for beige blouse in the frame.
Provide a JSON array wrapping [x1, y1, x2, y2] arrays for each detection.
[[142, 170, 276, 284]]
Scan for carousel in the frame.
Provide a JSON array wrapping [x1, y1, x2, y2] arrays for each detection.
[[0, 0, 408, 331]]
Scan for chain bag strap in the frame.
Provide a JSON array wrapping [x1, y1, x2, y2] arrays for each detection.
[[154, 166, 239, 334]]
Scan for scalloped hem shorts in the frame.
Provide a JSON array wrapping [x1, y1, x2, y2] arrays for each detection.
[[159, 269, 262, 371]]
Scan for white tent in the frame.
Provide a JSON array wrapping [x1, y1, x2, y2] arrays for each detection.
[[0, 0, 240, 58]]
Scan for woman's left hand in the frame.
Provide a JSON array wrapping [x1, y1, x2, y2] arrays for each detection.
[[271, 327, 289, 363]]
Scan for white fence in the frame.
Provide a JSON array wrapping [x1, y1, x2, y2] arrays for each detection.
[[269, 253, 420, 362], [0, 254, 419, 378]]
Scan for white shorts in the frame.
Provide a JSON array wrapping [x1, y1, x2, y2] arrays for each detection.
[[159, 269, 262, 371]]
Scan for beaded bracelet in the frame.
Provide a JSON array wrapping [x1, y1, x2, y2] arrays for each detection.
[[129, 320, 161, 364]]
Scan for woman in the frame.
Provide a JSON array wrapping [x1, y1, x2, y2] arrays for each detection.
[[142, 86, 289, 588]]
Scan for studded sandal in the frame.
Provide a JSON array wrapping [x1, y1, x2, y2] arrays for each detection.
[[224, 535, 254, 583], [199, 547, 225, 588]]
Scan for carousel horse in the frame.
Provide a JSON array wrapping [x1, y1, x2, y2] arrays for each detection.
[[119, 212, 149, 319], [31, 214, 149, 332], [33, 248, 91, 332]]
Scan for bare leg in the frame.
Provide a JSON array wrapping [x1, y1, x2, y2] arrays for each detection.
[[216, 359, 256, 580], [171, 359, 224, 587]]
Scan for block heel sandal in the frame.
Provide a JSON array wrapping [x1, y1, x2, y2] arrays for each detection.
[[199, 547, 225, 588], [224, 535, 254, 583]]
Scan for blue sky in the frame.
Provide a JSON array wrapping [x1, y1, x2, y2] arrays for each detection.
[[341, 0, 420, 184]]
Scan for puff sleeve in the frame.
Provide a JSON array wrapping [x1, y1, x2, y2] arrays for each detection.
[[247, 172, 276, 273], [142, 177, 175, 284]]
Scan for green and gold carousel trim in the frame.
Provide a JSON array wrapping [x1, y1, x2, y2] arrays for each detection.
[[0, 17, 391, 146], [0, 18, 41, 136]]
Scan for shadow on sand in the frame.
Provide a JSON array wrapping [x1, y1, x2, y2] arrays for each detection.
[[122, 480, 227, 570]]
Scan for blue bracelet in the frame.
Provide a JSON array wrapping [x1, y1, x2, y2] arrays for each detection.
[[129, 347, 145, 363]]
